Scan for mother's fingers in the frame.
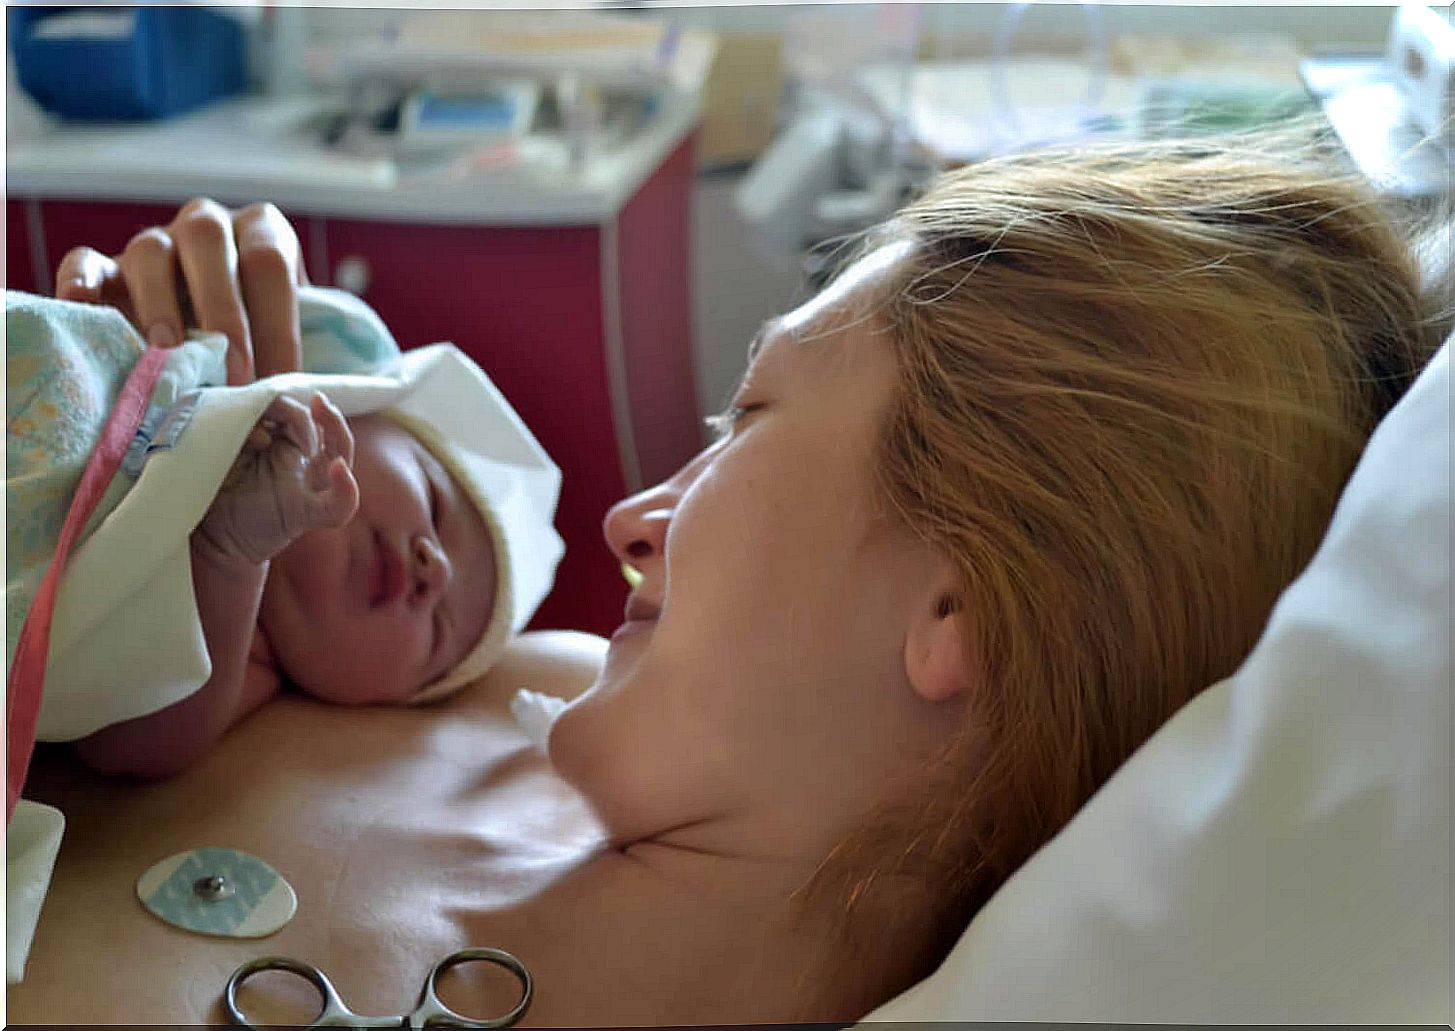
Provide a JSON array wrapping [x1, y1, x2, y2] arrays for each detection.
[[55, 247, 135, 318], [52, 197, 310, 385], [235, 202, 307, 285], [168, 199, 254, 385], [117, 228, 190, 351], [234, 203, 305, 379]]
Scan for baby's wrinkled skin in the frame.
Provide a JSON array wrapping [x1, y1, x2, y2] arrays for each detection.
[[74, 394, 495, 779], [198, 392, 359, 567]]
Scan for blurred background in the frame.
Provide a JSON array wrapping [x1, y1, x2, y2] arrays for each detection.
[[6, 3, 1450, 636]]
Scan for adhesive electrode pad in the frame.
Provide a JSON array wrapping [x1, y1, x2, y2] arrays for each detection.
[[136, 847, 296, 938]]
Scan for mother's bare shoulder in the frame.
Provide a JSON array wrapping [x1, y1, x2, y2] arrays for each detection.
[[464, 630, 607, 712]]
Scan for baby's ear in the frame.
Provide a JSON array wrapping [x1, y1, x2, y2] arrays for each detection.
[[904, 578, 972, 705]]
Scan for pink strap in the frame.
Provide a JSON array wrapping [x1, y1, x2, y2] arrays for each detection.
[[6, 345, 171, 824]]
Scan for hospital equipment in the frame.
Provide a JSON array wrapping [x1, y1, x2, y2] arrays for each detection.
[[224, 948, 532, 1029], [136, 847, 297, 939], [1388, 4, 1454, 141], [737, 2, 1112, 253], [320, 11, 714, 173], [739, 4, 1451, 252], [1298, 5, 1452, 198], [394, 82, 542, 158]]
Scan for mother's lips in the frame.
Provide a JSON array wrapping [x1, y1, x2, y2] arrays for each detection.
[[623, 596, 660, 623], [370, 531, 407, 609], [614, 595, 660, 638]]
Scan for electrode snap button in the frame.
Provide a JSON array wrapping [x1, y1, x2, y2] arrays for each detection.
[[137, 847, 296, 938]]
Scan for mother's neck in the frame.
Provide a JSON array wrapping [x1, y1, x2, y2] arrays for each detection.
[[511, 830, 919, 1024], [597, 785, 944, 1021]]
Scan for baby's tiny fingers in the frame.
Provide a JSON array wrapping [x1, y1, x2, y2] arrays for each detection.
[[244, 424, 273, 451], [305, 446, 334, 493], [319, 456, 360, 528], [259, 395, 318, 457], [310, 392, 354, 466]]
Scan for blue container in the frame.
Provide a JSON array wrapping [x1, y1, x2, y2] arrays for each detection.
[[9, 6, 246, 121]]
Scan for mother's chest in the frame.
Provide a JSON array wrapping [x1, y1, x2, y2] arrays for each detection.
[[10, 697, 600, 1024]]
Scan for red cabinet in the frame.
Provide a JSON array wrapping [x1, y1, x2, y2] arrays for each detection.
[[5, 135, 701, 638], [6, 199, 39, 293]]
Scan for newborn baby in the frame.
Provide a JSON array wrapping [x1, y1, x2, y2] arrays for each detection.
[[7, 287, 563, 781], [71, 395, 503, 778], [234, 399, 500, 706]]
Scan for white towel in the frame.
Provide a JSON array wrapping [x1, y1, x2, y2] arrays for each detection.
[[510, 688, 568, 752]]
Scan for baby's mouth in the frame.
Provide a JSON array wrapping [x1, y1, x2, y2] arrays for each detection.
[[369, 531, 407, 609]]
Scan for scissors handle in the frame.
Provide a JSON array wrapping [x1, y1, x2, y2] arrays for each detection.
[[413, 947, 533, 1029], [225, 948, 533, 1030], [224, 955, 402, 1028]]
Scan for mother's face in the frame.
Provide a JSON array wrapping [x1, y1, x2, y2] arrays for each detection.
[[550, 245, 964, 847]]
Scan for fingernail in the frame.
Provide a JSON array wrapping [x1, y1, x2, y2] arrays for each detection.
[[147, 323, 179, 349]]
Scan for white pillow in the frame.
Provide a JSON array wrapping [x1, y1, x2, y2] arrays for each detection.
[[862, 341, 1451, 1023]]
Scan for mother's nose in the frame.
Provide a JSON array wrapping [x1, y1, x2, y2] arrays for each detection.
[[603, 484, 676, 571]]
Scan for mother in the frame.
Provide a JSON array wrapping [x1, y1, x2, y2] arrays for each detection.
[[14, 134, 1438, 1025]]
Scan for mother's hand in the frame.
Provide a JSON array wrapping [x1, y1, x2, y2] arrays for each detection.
[[54, 199, 308, 384]]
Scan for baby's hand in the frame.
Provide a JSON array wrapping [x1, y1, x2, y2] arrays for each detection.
[[196, 393, 358, 566]]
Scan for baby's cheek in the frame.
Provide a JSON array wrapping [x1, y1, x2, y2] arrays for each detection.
[[370, 615, 434, 702], [293, 527, 354, 605]]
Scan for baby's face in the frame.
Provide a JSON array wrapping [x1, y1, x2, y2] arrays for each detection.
[[259, 414, 497, 704]]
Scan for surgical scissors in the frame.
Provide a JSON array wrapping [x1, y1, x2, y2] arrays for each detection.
[[224, 947, 532, 1028]]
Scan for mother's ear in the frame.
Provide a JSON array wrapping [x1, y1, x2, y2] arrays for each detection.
[[904, 576, 972, 704]]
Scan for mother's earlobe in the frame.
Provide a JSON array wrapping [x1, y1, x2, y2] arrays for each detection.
[[907, 587, 971, 705]]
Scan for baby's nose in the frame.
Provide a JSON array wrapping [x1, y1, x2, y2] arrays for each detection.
[[412, 535, 452, 601]]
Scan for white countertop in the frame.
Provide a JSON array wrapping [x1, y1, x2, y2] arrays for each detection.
[[6, 90, 700, 225]]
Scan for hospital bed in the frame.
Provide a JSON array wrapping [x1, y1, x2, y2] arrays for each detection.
[[6, 322, 1451, 1024]]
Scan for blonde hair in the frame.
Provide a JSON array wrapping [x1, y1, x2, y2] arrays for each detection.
[[800, 129, 1444, 1005]]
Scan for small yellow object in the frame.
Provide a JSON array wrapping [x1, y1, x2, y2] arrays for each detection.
[[621, 563, 643, 588]]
